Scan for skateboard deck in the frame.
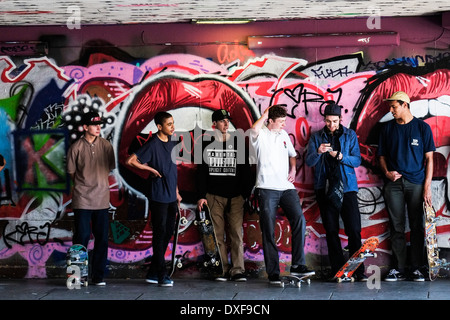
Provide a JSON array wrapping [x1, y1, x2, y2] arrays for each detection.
[[279, 274, 312, 288], [333, 237, 379, 282], [423, 202, 450, 281], [168, 205, 188, 277], [195, 204, 223, 277], [66, 244, 89, 288]]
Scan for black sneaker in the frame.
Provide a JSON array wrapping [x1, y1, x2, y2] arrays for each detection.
[[384, 269, 406, 281], [354, 273, 368, 282], [290, 265, 315, 277], [231, 273, 247, 282], [268, 274, 281, 285], [145, 274, 158, 284], [214, 275, 228, 282], [158, 276, 174, 287], [411, 269, 425, 282]]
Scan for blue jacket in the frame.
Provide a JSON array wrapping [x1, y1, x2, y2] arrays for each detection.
[[305, 126, 361, 193]]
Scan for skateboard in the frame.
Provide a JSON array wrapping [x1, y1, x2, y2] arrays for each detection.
[[168, 205, 188, 277], [195, 204, 223, 277], [333, 237, 379, 282], [66, 244, 89, 288], [423, 203, 450, 280], [279, 274, 312, 288]]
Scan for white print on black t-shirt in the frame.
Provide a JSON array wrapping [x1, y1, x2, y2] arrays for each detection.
[[207, 149, 237, 176]]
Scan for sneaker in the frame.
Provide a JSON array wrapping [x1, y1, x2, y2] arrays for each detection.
[[384, 269, 406, 281], [158, 276, 174, 287], [215, 275, 228, 282], [268, 274, 281, 285], [354, 273, 368, 282], [231, 273, 247, 282], [145, 274, 158, 284], [290, 265, 315, 277], [411, 269, 425, 282]]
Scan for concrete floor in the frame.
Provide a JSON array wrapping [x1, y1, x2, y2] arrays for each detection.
[[1, 276, 450, 300], [1, 276, 447, 317]]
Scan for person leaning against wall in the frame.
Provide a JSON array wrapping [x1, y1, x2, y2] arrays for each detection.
[[377, 91, 435, 282], [66, 111, 116, 286], [249, 104, 315, 285], [126, 111, 182, 287], [196, 109, 253, 282], [305, 103, 366, 281]]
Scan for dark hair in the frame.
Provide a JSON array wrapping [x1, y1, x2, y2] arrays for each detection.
[[154, 111, 173, 126], [268, 104, 287, 121], [397, 100, 410, 108]]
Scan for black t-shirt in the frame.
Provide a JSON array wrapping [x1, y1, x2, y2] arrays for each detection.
[[197, 132, 252, 199]]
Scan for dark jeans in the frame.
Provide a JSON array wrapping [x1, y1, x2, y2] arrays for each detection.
[[73, 209, 109, 282], [148, 200, 178, 281], [316, 190, 363, 276], [256, 188, 306, 277], [383, 178, 425, 272]]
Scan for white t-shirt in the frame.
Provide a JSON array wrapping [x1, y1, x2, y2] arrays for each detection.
[[250, 126, 296, 190]]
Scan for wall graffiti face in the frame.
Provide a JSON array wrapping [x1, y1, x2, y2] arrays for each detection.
[[0, 49, 449, 278]]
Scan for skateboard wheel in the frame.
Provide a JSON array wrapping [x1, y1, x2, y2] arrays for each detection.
[[177, 262, 183, 268], [204, 262, 208, 267], [306, 279, 311, 285], [359, 253, 365, 259], [215, 261, 220, 266], [205, 220, 210, 225], [194, 221, 198, 225], [67, 260, 71, 266], [350, 277, 355, 283], [296, 282, 301, 288], [373, 253, 377, 258], [337, 278, 342, 283]]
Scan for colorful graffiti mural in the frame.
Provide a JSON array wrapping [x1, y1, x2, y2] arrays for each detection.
[[0, 48, 449, 279]]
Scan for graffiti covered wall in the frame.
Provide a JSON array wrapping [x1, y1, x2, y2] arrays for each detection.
[[0, 19, 450, 279]]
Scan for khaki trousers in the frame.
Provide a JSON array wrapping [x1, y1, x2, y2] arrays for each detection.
[[206, 193, 245, 276]]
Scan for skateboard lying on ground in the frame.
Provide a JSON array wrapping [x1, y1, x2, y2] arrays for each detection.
[[423, 202, 450, 280], [66, 244, 89, 287], [279, 274, 312, 288], [168, 205, 188, 277], [195, 204, 223, 277], [333, 236, 379, 283]]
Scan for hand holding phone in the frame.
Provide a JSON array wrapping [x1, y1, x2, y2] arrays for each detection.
[[319, 143, 333, 154]]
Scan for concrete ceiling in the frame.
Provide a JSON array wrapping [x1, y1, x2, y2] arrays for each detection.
[[0, 0, 450, 26]]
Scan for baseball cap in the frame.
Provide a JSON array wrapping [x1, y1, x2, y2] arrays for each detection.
[[82, 111, 104, 125], [324, 103, 342, 116], [212, 109, 232, 122], [383, 91, 410, 104]]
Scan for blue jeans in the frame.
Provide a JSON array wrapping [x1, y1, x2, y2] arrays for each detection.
[[256, 188, 306, 277], [383, 177, 425, 271], [73, 209, 109, 282]]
